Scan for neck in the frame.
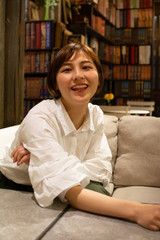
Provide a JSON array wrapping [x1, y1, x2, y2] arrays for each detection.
[[70, 109, 87, 130], [62, 101, 88, 130]]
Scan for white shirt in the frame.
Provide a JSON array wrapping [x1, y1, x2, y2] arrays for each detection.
[[1, 99, 112, 207]]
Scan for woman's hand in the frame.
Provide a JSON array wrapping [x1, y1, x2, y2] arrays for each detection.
[[11, 146, 30, 166], [135, 203, 160, 231], [66, 186, 160, 231]]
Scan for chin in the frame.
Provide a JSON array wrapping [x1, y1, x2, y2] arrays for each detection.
[[74, 96, 90, 104]]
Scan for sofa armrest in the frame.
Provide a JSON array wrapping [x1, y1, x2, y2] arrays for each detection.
[[0, 125, 19, 159]]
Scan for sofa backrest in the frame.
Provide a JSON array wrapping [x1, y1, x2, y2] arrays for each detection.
[[113, 115, 160, 188], [0, 125, 20, 159], [103, 115, 118, 171]]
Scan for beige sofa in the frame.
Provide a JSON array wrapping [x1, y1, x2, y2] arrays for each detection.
[[0, 115, 160, 240]]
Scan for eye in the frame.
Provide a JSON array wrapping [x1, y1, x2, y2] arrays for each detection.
[[61, 67, 72, 73], [82, 65, 92, 70], [64, 68, 71, 72]]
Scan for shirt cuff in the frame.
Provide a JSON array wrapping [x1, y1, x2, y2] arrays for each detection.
[[58, 176, 90, 202]]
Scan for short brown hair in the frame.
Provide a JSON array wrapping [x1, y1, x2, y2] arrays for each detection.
[[47, 43, 104, 98]]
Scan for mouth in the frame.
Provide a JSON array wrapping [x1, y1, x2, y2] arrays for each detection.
[[71, 84, 88, 92]]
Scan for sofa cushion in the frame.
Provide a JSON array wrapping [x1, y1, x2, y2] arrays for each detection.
[[103, 115, 118, 170], [112, 186, 160, 204], [0, 188, 68, 239], [113, 116, 160, 187], [0, 125, 19, 159]]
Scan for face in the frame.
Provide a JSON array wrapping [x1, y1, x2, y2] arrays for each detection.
[[56, 51, 100, 109]]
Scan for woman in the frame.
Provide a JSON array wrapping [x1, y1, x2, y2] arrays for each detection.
[[1, 43, 160, 231]]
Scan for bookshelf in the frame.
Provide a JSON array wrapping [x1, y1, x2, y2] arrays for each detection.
[[24, 0, 154, 111], [24, 0, 75, 115], [69, 0, 153, 105], [69, 0, 116, 103], [24, 20, 56, 116], [113, 0, 153, 105]]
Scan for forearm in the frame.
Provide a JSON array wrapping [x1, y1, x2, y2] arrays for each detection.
[[66, 186, 160, 231], [65, 186, 138, 222]]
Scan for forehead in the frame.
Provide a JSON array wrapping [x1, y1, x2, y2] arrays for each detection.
[[67, 50, 93, 63]]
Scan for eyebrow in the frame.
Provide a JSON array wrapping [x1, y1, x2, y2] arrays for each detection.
[[61, 60, 93, 67]]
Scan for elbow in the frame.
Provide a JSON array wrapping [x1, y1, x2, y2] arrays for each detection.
[[65, 185, 83, 209]]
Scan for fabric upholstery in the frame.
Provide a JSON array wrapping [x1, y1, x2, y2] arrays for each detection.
[[103, 115, 118, 170], [113, 116, 160, 187], [112, 186, 160, 204]]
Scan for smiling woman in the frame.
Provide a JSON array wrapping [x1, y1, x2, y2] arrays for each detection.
[[56, 51, 99, 114], [1, 43, 160, 232], [47, 43, 104, 99]]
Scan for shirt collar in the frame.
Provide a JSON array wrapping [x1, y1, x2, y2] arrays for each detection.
[[54, 99, 95, 136]]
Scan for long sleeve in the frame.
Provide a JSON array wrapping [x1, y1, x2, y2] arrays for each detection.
[[82, 123, 112, 188], [1, 99, 113, 207], [20, 116, 90, 207]]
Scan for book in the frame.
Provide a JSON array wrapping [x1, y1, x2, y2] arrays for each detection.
[[143, 81, 151, 98], [55, 22, 66, 48], [121, 80, 129, 97], [40, 52, 45, 73], [121, 45, 126, 64], [26, 77, 41, 99], [24, 51, 51, 73], [24, 99, 40, 116], [30, 22, 36, 49], [67, 34, 85, 44], [41, 22, 46, 49], [35, 22, 41, 49], [45, 21, 52, 49], [139, 45, 151, 64], [25, 52, 31, 73], [116, 8, 152, 28], [35, 52, 40, 72], [25, 77, 52, 99], [25, 21, 56, 50], [90, 37, 98, 55], [44, 52, 50, 72], [25, 0, 29, 21], [30, 52, 36, 73], [25, 22, 31, 49]]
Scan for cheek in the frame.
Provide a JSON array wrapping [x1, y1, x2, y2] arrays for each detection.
[[93, 73, 100, 87], [56, 74, 64, 90]]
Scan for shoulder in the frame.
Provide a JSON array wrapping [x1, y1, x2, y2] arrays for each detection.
[[88, 103, 104, 127], [23, 99, 63, 122], [26, 99, 56, 116], [20, 99, 60, 137]]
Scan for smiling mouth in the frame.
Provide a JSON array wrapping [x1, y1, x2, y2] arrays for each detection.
[[71, 84, 88, 91]]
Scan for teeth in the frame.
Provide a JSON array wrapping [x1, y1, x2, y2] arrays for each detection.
[[72, 85, 87, 90]]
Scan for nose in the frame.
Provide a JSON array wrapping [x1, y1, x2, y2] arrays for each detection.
[[73, 68, 84, 80]]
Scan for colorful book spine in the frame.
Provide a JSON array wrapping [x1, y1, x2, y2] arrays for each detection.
[[115, 8, 152, 28], [35, 22, 41, 49], [24, 51, 51, 73], [45, 21, 52, 49], [35, 53, 40, 73], [117, 0, 152, 9], [25, 22, 31, 49], [25, 21, 54, 50], [30, 22, 36, 49], [41, 22, 46, 49]]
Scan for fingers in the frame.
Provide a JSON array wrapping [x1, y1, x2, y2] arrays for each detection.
[[16, 154, 30, 166], [11, 146, 30, 166], [149, 224, 159, 231], [136, 203, 160, 231], [147, 206, 160, 231]]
